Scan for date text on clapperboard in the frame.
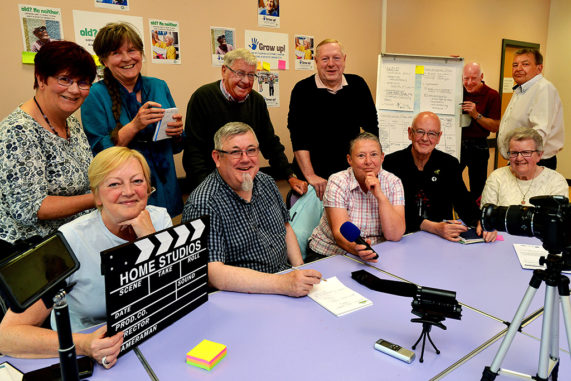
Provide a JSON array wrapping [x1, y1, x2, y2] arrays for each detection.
[[100, 216, 209, 355]]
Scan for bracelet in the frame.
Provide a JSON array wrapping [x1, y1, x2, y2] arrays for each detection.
[[475, 113, 483, 120]]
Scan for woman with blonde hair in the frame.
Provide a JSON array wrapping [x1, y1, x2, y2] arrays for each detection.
[[0, 147, 172, 369]]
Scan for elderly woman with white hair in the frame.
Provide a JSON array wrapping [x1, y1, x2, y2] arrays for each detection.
[[481, 127, 568, 207]]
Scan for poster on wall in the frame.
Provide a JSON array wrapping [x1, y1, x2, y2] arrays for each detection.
[[257, 71, 279, 107], [72, 10, 144, 56], [258, 0, 280, 28], [245, 30, 288, 70], [210, 27, 236, 67], [294, 35, 314, 70], [149, 19, 181, 64], [18, 4, 63, 53], [94, 0, 129, 11]]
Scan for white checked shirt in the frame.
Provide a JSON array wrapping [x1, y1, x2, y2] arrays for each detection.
[[309, 167, 405, 256]]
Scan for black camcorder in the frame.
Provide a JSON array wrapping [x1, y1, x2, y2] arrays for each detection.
[[481, 195, 570, 256]]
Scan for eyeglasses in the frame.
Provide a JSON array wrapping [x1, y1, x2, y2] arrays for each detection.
[[34, 26, 46, 33], [55, 76, 91, 90], [217, 147, 260, 159], [412, 129, 441, 140], [225, 65, 258, 81], [507, 150, 538, 158]]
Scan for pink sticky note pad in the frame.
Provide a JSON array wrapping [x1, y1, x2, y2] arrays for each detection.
[[278, 60, 286, 70], [496, 235, 504, 241]]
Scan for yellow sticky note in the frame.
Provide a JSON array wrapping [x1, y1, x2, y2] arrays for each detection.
[[22, 51, 36, 64], [93, 55, 102, 67], [262, 61, 271, 72], [415, 65, 424, 74], [187, 339, 226, 362], [256, 61, 262, 71]]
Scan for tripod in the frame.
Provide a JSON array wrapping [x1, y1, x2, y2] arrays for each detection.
[[481, 253, 571, 381], [411, 313, 446, 363]]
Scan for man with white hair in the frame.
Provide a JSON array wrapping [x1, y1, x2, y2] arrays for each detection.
[[182, 122, 321, 297], [183, 48, 307, 194], [460, 62, 500, 202], [287, 39, 377, 200]]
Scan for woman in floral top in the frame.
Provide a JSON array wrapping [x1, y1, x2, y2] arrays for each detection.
[[0, 41, 96, 243]]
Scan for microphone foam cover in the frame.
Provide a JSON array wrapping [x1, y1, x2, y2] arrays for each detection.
[[340, 221, 361, 243]]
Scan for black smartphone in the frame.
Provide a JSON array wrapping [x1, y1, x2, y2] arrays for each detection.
[[23, 356, 94, 381]]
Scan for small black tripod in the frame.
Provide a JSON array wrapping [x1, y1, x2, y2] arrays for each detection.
[[411, 313, 446, 363]]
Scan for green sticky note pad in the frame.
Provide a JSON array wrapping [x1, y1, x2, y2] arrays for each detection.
[[22, 51, 36, 64]]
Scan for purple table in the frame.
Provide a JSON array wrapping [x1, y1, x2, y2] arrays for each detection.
[[137, 254, 505, 380], [364, 231, 547, 322], [1, 332, 152, 380]]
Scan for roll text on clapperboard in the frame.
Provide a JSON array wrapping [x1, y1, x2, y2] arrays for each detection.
[[101, 216, 209, 355]]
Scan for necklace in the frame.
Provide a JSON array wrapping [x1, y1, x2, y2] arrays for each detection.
[[513, 169, 537, 205], [33, 96, 69, 140]]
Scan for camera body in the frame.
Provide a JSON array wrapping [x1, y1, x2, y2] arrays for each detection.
[[481, 195, 570, 256]]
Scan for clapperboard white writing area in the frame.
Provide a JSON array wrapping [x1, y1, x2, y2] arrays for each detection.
[[100, 216, 209, 355]]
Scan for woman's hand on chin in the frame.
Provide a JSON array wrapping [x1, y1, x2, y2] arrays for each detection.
[[118, 208, 155, 238]]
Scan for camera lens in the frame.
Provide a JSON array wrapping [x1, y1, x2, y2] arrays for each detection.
[[481, 204, 537, 237]]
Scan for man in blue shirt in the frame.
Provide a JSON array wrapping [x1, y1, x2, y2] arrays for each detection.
[[182, 122, 321, 296]]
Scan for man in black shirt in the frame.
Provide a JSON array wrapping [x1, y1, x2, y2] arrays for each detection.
[[383, 112, 496, 242], [287, 39, 378, 200]]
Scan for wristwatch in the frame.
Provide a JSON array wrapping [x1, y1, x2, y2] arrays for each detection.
[[475, 113, 483, 120]]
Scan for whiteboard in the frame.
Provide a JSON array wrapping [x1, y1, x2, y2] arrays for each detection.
[[375, 53, 464, 159]]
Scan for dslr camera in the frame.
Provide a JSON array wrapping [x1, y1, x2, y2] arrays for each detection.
[[481, 195, 570, 259]]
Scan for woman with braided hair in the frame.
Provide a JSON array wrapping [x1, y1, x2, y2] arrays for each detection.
[[81, 22, 184, 217]]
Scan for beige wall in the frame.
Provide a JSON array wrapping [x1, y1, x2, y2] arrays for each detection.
[[1, 0, 382, 176], [545, 0, 571, 178], [2, 0, 568, 179], [386, 0, 550, 93]]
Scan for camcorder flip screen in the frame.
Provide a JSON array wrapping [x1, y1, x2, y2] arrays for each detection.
[[0, 232, 79, 313]]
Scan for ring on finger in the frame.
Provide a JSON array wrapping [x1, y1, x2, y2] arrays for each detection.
[[102, 356, 110, 368]]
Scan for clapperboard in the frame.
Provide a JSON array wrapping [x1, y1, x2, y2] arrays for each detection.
[[100, 216, 209, 355]]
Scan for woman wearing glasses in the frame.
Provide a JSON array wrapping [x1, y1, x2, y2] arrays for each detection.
[[0, 41, 96, 244], [481, 127, 567, 207], [81, 22, 184, 217]]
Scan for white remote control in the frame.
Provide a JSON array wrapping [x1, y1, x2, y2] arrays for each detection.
[[374, 339, 416, 363]]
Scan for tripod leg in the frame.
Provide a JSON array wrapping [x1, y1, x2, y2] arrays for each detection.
[[412, 330, 424, 350], [549, 290, 560, 380], [559, 280, 571, 359], [537, 285, 556, 379], [426, 331, 441, 355], [419, 332, 427, 363], [488, 282, 539, 375]]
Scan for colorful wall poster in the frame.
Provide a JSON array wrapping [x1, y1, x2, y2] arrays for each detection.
[[257, 0, 280, 28], [294, 35, 314, 70], [150, 19, 181, 64], [245, 30, 288, 70], [18, 4, 63, 53], [210, 27, 236, 67]]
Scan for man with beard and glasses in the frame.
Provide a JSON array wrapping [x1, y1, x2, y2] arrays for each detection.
[[182, 122, 322, 297]]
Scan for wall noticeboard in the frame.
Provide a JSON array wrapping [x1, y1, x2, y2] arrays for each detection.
[[101, 217, 209, 355], [375, 53, 464, 159]]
